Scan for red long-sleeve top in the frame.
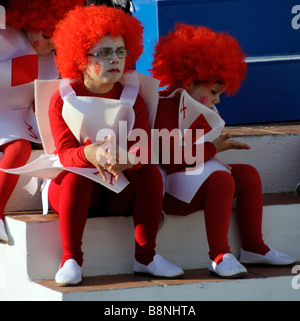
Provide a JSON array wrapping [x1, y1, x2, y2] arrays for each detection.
[[49, 81, 150, 171], [154, 93, 217, 173]]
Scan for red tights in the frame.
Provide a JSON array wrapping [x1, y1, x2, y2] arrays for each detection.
[[0, 139, 32, 219], [48, 164, 163, 267], [163, 164, 269, 260]]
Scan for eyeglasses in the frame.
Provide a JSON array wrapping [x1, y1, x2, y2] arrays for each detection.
[[111, 0, 130, 10], [87, 49, 129, 60]]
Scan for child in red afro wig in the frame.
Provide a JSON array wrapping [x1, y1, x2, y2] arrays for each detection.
[[48, 5, 184, 285], [152, 23, 295, 278], [151, 23, 247, 96], [0, 0, 85, 243], [53, 5, 144, 80], [6, 0, 85, 38]]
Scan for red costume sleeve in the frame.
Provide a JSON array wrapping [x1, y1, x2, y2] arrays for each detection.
[[49, 89, 90, 167], [154, 96, 216, 171]]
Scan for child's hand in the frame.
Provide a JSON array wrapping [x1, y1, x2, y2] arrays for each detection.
[[105, 146, 135, 181], [83, 137, 113, 182], [83, 136, 135, 181], [212, 134, 250, 153]]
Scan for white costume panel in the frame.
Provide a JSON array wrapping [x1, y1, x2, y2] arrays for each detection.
[[1, 71, 160, 213], [0, 27, 58, 146], [161, 89, 230, 203]]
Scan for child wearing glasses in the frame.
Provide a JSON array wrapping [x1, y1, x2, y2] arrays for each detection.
[[49, 5, 183, 285], [151, 23, 295, 278], [0, 0, 84, 243]]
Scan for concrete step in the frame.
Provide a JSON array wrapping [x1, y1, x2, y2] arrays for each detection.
[[5, 122, 300, 212], [1, 193, 299, 300], [34, 265, 300, 301], [220, 122, 300, 194]]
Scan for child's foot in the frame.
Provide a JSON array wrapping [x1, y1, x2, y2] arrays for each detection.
[[133, 254, 184, 278], [240, 247, 296, 265], [209, 253, 247, 278], [55, 259, 83, 286], [0, 219, 9, 243]]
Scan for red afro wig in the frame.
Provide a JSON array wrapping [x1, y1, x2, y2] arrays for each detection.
[[53, 5, 144, 80], [6, 0, 85, 37], [150, 23, 247, 96]]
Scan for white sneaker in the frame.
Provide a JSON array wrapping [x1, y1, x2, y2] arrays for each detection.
[[209, 253, 247, 278], [240, 248, 296, 266], [0, 219, 8, 244], [133, 254, 184, 278], [55, 259, 83, 286]]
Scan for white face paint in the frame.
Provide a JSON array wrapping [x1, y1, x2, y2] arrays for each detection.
[[25, 30, 55, 55], [83, 35, 126, 94], [186, 82, 226, 109]]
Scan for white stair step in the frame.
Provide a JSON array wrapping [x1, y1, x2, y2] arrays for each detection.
[[2, 264, 300, 301], [1, 193, 299, 300], [33, 266, 300, 301], [220, 123, 300, 193]]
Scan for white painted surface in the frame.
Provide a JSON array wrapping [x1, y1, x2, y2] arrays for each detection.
[[218, 134, 300, 193], [0, 201, 299, 301]]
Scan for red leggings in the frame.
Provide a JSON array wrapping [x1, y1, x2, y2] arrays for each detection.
[[163, 164, 269, 260], [0, 139, 32, 219], [48, 164, 163, 267]]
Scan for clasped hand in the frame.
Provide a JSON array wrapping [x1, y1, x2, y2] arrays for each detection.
[[83, 135, 134, 182]]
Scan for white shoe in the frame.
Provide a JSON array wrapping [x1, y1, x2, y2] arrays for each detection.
[[55, 259, 83, 286], [0, 219, 9, 243], [133, 254, 184, 278], [240, 248, 296, 266], [209, 253, 247, 278]]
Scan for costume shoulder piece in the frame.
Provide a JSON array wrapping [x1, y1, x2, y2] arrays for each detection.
[[0, 27, 35, 61]]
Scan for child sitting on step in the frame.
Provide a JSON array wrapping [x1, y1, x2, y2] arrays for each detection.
[[49, 5, 183, 286], [151, 23, 296, 278], [0, 0, 85, 243]]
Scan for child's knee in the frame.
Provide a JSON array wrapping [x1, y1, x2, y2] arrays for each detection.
[[206, 171, 235, 194], [127, 164, 163, 193]]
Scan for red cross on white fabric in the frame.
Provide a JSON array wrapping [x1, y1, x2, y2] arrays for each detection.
[[11, 54, 38, 87], [93, 169, 114, 186], [180, 96, 187, 119]]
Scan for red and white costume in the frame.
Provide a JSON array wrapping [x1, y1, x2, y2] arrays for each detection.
[[48, 74, 162, 267], [158, 88, 230, 203], [4, 71, 164, 266], [154, 90, 270, 260], [0, 27, 58, 227], [3, 72, 158, 202], [0, 27, 58, 147]]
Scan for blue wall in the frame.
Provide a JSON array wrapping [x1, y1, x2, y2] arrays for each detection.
[[134, 0, 300, 124]]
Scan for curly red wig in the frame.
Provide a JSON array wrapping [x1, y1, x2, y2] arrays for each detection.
[[6, 0, 85, 37], [53, 5, 144, 80], [150, 23, 247, 96]]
